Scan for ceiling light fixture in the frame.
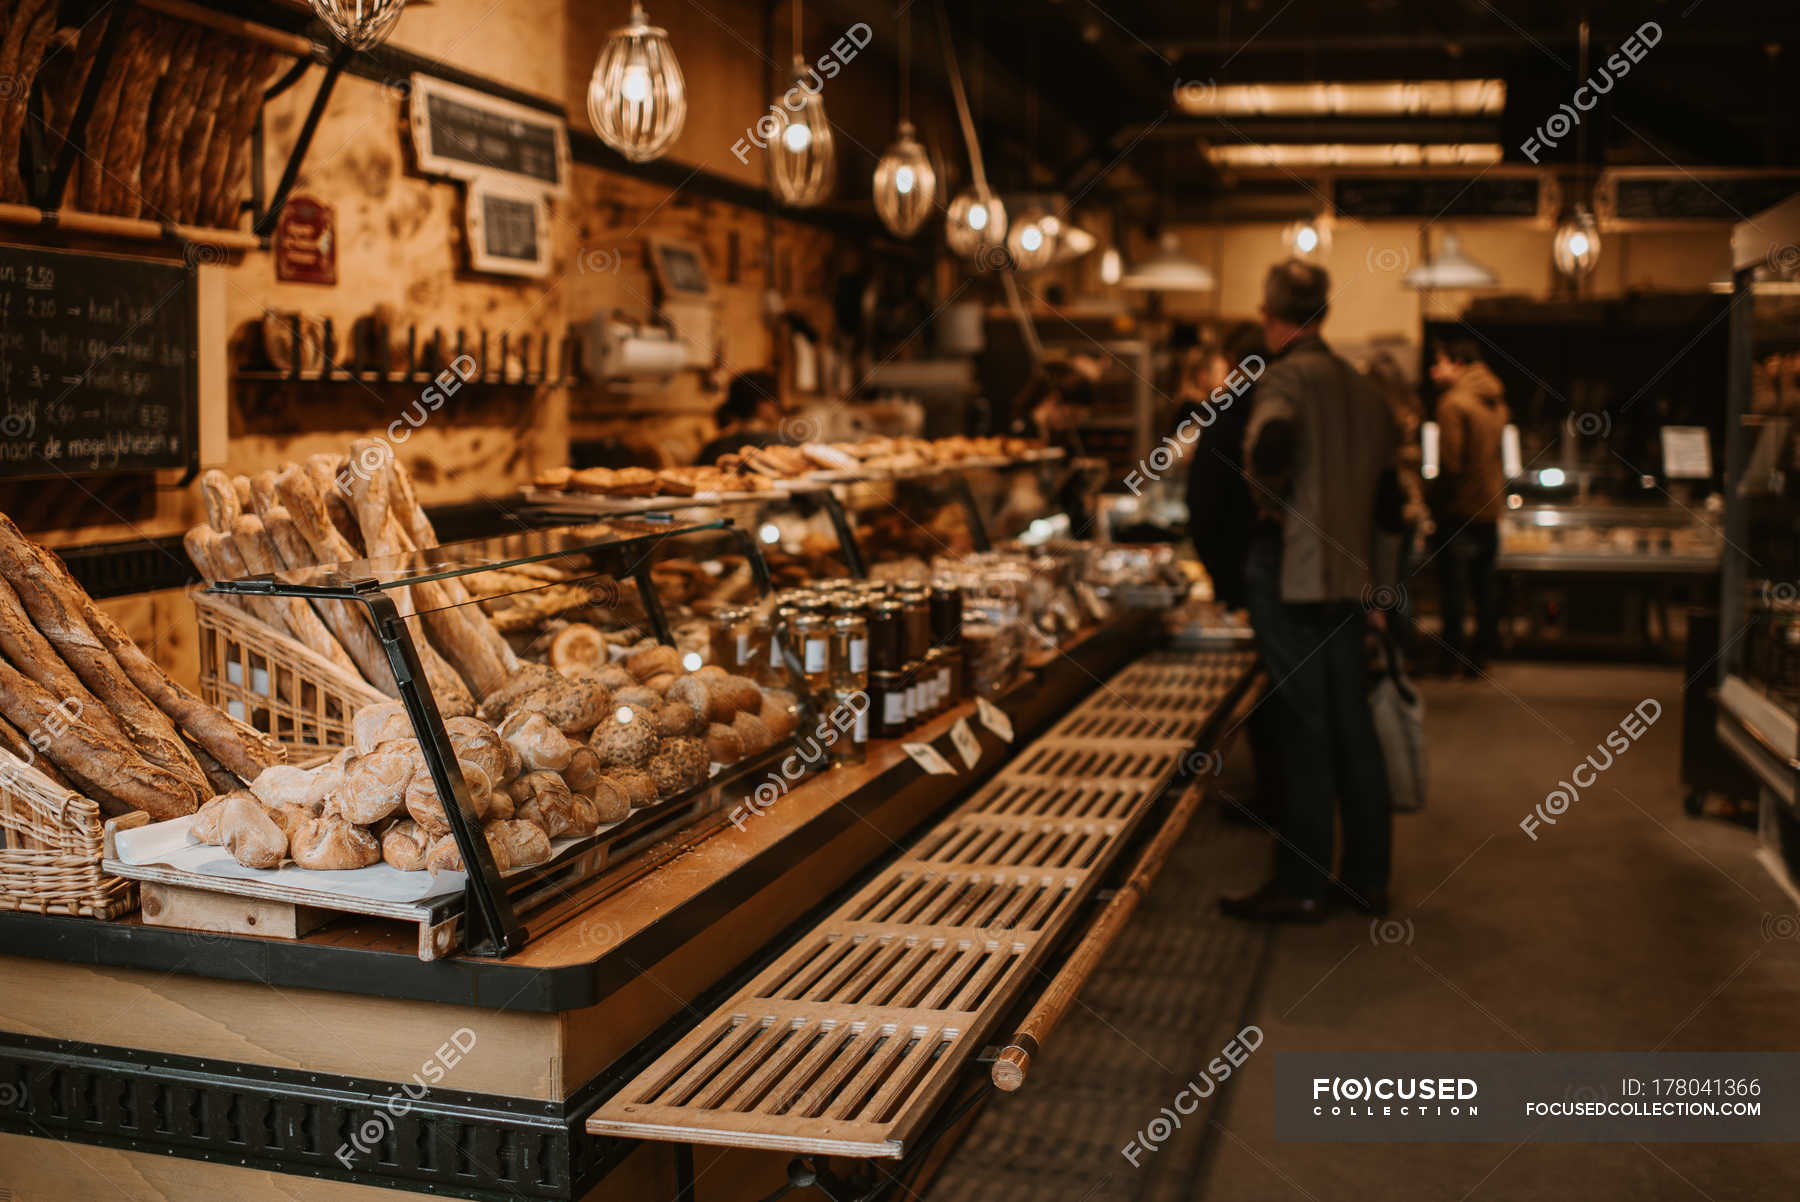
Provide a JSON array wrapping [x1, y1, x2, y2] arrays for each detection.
[[587, 2, 687, 162], [1552, 207, 1601, 279], [1206, 143, 1503, 169], [946, 188, 1007, 258], [1402, 231, 1499, 290], [1119, 233, 1215, 292], [1175, 79, 1506, 117], [872, 7, 935, 236], [1283, 214, 1332, 258], [1099, 247, 1123, 285], [312, 0, 406, 49], [769, 0, 835, 207]]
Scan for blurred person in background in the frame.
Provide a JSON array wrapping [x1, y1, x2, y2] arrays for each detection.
[[1427, 338, 1509, 676], [1361, 351, 1429, 653], [1172, 323, 1285, 824], [1222, 260, 1397, 924], [696, 370, 787, 464]]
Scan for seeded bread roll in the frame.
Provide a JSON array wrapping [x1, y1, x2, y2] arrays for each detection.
[[591, 709, 660, 769], [381, 818, 431, 871], [613, 685, 661, 712]]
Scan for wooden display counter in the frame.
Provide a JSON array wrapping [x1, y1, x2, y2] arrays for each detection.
[[0, 617, 1250, 1201]]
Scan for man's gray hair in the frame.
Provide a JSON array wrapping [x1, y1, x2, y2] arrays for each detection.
[[1264, 259, 1330, 327]]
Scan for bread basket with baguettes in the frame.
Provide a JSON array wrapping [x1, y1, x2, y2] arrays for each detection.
[[191, 587, 390, 755], [0, 746, 138, 919]]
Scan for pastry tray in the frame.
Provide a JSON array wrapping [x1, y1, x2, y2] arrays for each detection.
[[102, 737, 799, 961]]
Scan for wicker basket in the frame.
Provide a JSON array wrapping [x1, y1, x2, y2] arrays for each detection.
[[0, 751, 136, 919], [192, 588, 390, 754]]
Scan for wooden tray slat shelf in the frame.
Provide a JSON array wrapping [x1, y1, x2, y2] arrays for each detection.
[[587, 648, 1253, 1159]]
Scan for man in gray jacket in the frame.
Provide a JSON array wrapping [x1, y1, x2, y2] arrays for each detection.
[[1222, 260, 1397, 923]]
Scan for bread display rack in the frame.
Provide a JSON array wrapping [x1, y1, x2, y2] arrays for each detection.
[[109, 517, 813, 960]]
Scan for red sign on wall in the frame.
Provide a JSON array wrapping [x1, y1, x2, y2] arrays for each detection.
[[274, 195, 337, 285]]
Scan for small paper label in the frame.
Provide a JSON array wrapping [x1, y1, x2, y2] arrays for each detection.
[[950, 717, 981, 770], [804, 638, 828, 674], [903, 741, 957, 775], [853, 707, 867, 743], [977, 696, 1014, 743], [884, 692, 905, 725], [850, 637, 868, 675]]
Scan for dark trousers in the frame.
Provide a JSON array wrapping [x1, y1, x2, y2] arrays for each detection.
[[1246, 535, 1392, 901], [1434, 520, 1500, 666]]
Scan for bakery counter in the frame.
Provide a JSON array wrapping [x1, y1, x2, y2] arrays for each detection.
[[0, 616, 1163, 1201]]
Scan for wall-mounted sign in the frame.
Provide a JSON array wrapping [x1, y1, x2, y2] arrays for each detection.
[[646, 236, 711, 298], [273, 195, 337, 285], [464, 178, 550, 278], [0, 245, 198, 479], [408, 74, 569, 195], [1332, 172, 1553, 221], [1598, 170, 1800, 228]]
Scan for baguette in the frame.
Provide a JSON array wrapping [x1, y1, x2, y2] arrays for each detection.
[[0, 517, 207, 795], [0, 0, 55, 202], [186, 524, 291, 636], [246, 469, 281, 520], [199, 468, 242, 532], [274, 466, 472, 714], [0, 571, 125, 742], [75, 7, 145, 212], [305, 454, 365, 556], [207, 47, 275, 228], [0, 651, 198, 817], [103, 14, 178, 216], [229, 513, 361, 678], [0, 709, 71, 790], [41, 9, 113, 195], [262, 504, 400, 698], [175, 36, 242, 224], [137, 20, 204, 218]]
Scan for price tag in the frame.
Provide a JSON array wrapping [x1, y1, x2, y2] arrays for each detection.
[[949, 717, 981, 770], [976, 696, 1014, 743], [903, 741, 958, 775]]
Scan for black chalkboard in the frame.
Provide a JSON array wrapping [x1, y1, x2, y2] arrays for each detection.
[[1610, 175, 1800, 223], [0, 245, 198, 480], [1333, 175, 1543, 219], [481, 193, 540, 261], [421, 90, 564, 189]]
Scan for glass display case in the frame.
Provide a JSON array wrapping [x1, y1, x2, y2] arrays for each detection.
[[1497, 503, 1724, 573]]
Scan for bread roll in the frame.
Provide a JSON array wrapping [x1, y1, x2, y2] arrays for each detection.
[[510, 769, 575, 836], [731, 711, 774, 756], [354, 701, 414, 757], [478, 663, 561, 723], [591, 708, 660, 769], [192, 795, 230, 843], [290, 816, 380, 870], [426, 830, 506, 874], [720, 675, 764, 716], [759, 692, 799, 740], [450, 728, 514, 792], [381, 818, 431, 871], [210, 791, 286, 869], [340, 742, 416, 825], [565, 793, 600, 836], [251, 763, 334, 809], [486, 818, 552, 868], [627, 644, 682, 681], [498, 710, 573, 773], [265, 802, 317, 842], [549, 623, 607, 675], [613, 685, 661, 712], [584, 663, 636, 693], [591, 777, 633, 821], [653, 701, 704, 738], [405, 760, 492, 837], [605, 767, 657, 809], [705, 723, 743, 764], [563, 745, 603, 795]]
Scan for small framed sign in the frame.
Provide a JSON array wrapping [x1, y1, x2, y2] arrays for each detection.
[[408, 74, 569, 195], [647, 236, 711, 298], [464, 179, 550, 278]]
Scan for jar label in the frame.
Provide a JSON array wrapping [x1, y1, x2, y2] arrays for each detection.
[[804, 638, 828, 674], [850, 637, 868, 674]]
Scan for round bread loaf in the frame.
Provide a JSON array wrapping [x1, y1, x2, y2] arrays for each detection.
[[705, 723, 742, 764], [731, 711, 774, 756], [290, 816, 380, 871]]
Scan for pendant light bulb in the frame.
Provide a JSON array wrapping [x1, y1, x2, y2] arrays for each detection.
[[588, 2, 688, 163], [311, 0, 406, 49], [770, 55, 836, 207], [873, 121, 937, 237], [1006, 203, 1057, 272], [1100, 247, 1123, 285], [946, 187, 1007, 258], [1552, 207, 1601, 279]]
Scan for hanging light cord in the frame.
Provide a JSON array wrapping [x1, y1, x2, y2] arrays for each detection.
[[898, 4, 910, 125], [792, 0, 802, 65], [934, 0, 989, 194]]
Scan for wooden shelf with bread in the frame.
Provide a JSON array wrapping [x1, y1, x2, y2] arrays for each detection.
[[93, 444, 821, 959]]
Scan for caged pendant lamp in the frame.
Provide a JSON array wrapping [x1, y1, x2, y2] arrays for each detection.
[[872, 8, 936, 236], [587, 2, 688, 163], [311, 0, 406, 49], [945, 188, 1006, 257], [769, 0, 835, 207]]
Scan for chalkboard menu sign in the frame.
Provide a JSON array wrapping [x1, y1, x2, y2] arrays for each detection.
[[465, 178, 550, 277], [1333, 175, 1546, 220], [409, 74, 569, 195], [1603, 173, 1800, 224], [0, 245, 198, 480]]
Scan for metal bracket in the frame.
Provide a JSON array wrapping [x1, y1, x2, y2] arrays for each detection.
[[252, 41, 352, 236], [358, 585, 527, 958]]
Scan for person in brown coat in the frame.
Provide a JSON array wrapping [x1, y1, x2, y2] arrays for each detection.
[[1428, 338, 1510, 674]]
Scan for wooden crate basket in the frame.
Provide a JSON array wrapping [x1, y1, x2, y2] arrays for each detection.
[[191, 589, 390, 754], [0, 751, 136, 919]]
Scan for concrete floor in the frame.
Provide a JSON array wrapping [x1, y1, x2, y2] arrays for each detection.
[[1199, 662, 1800, 1202]]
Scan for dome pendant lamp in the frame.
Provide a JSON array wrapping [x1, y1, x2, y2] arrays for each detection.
[[872, 8, 936, 236], [769, 0, 836, 207], [311, 0, 406, 49], [587, 2, 688, 162]]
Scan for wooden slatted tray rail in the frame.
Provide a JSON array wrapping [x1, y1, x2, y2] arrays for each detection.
[[587, 647, 1256, 1159]]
